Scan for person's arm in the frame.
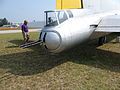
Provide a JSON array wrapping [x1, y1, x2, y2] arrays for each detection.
[[21, 25, 24, 32]]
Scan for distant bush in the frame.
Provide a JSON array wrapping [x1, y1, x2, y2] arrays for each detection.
[[0, 18, 9, 27]]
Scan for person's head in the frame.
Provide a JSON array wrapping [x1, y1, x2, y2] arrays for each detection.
[[24, 20, 28, 25]]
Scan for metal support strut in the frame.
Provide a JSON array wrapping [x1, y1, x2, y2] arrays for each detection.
[[20, 40, 43, 48]]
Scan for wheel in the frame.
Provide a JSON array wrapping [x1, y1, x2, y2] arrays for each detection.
[[98, 36, 106, 45]]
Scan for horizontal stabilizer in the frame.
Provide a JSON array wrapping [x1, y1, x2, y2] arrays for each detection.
[[95, 15, 120, 32]]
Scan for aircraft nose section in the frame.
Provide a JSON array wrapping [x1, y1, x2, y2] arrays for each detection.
[[43, 32, 61, 50]]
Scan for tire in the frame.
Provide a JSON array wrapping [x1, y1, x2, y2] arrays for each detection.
[[98, 36, 106, 45]]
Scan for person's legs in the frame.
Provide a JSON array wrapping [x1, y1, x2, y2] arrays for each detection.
[[22, 31, 26, 41], [25, 32, 30, 42]]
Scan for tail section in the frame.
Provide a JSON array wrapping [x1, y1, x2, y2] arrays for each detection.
[[56, 0, 83, 9]]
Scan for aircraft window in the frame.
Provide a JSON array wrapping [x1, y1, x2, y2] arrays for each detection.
[[67, 10, 73, 18], [45, 11, 58, 26], [57, 11, 68, 24], [45, 10, 68, 26]]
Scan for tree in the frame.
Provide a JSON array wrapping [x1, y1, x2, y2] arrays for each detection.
[[0, 19, 3, 27], [0, 18, 9, 27], [2, 18, 8, 25]]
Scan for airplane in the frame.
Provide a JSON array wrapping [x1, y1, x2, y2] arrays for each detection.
[[21, 0, 120, 53], [39, 9, 120, 53]]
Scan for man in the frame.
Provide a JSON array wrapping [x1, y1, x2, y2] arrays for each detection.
[[21, 20, 29, 43]]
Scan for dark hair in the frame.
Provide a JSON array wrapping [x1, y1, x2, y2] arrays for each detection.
[[24, 20, 28, 25]]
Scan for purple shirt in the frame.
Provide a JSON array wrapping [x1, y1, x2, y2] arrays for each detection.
[[21, 24, 28, 32]]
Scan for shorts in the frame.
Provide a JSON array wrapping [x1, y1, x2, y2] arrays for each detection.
[[22, 31, 29, 40], [24, 32, 29, 36]]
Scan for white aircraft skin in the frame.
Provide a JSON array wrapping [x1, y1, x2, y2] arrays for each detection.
[[40, 9, 120, 53], [39, 0, 120, 53]]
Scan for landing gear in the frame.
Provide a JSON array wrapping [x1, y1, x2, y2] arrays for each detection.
[[98, 36, 107, 45]]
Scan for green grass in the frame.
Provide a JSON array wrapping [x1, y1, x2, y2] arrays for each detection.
[[0, 32, 120, 90]]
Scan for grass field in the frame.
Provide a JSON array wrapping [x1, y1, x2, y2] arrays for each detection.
[[0, 32, 120, 90]]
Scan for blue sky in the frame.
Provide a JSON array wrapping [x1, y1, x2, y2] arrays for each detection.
[[0, 0, 56, 22]]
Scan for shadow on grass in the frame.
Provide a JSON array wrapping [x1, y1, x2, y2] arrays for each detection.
[[1, 40, 69, 76], [0, 34, 120, 76], [65, 43, 120, 73]]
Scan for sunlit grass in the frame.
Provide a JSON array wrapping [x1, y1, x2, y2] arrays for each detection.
[[0, 32, 120, 90]]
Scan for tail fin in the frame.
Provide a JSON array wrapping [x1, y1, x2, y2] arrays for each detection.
[[56, 0, 83, 10]]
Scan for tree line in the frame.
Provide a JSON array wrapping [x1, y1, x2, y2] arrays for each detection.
[[0, 18, 10, 27]]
